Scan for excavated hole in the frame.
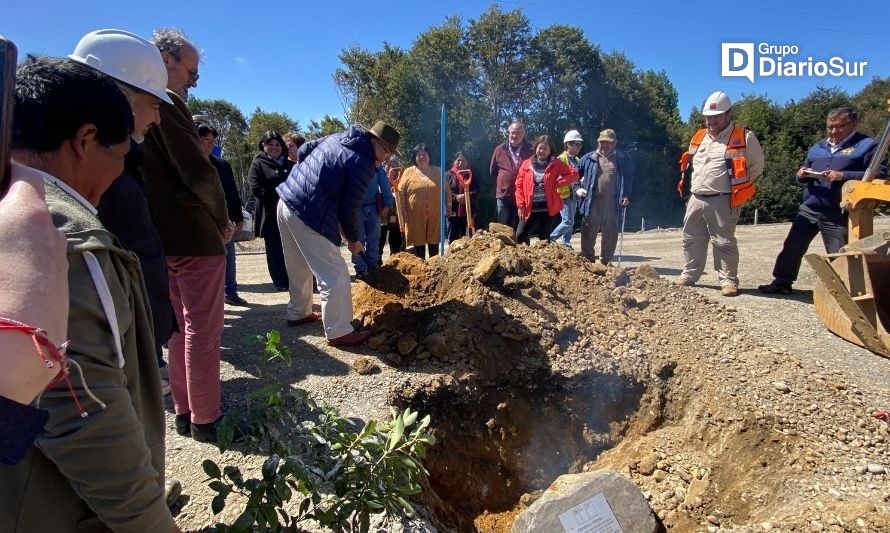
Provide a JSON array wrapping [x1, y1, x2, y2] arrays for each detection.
[[396, 366, 649, 532]]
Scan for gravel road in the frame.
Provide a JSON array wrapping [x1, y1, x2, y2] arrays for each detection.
[[168, 217, 890, 531]]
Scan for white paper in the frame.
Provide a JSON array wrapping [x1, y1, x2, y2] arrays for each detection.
[[558, 492, 623, 533]]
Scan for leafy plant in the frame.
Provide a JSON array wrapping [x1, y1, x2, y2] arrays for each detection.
[[204, 332, 435, 532]]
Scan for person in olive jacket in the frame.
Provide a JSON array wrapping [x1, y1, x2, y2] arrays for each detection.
[[248, 131, 295, 291]]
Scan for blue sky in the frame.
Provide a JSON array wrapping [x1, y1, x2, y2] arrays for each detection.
[[5, 0, 888, 128]]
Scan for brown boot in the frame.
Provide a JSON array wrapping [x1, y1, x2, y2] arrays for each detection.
[[721, 284, 739, 297]]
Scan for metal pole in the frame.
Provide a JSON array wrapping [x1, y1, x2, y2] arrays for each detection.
[[617, 205, 627, 267], [641, 218, 645, 232], [439, 104, 446, 256], [863, 117, 890, 183], [754, 208, 759, 225]]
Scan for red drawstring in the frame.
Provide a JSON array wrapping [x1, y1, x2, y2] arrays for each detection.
[[0, 317, 91, 417]]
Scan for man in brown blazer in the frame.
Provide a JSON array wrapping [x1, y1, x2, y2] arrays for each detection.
[[140, 28, 237, 444]]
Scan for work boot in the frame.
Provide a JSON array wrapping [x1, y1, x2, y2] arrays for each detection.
[[721, 284, 740, 297], [673, 276, 695, 287], [758, 281, 792, 295]]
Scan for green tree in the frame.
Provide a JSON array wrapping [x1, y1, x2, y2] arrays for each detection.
[[527, 25, 602, 139], [305, 114, 347, 139], [465, 5, 534, 127], [334, 44, 407, 126], [852, 76, 890, 138], [187, 97, 252, 200], [248, 108, 300, 151]]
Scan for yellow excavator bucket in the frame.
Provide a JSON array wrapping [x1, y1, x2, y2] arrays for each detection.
[[806, 231, 890, 358]]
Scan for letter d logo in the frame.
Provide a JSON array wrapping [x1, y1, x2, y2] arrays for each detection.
[[722, 43, 755, 83]]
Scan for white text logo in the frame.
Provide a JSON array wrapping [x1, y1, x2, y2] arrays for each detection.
[[722, 43, 868, 83]]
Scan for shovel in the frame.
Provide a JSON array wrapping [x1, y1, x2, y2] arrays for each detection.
[[457, 169, 474, 237]]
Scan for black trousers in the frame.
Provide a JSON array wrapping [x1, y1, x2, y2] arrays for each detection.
[[264, 221, 289, 289], [412, 244, 439, 260], [772, 205, 847, 285], [516, 211, 555, 245], [378, 225, 403, 264], [448, 216, 469, 242]]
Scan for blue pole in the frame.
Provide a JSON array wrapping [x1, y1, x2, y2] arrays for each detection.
[[439, 104, 446, 256]]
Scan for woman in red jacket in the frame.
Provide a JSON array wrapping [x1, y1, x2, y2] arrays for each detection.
[[515, 135, 579, 245]]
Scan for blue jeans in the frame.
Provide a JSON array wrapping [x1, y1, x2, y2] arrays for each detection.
[[352, 204, 382, 273], [550, 197, 577, 245], [224, 239, 238, 298], [496, 198, 517, 228]]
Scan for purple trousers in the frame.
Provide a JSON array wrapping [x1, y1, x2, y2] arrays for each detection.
[[166, 255, 226, 424]]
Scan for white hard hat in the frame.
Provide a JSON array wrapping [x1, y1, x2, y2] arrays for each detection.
[[563, 130, 583, 143], [70, 29, 173, 105], [702, 91, 731, 116]]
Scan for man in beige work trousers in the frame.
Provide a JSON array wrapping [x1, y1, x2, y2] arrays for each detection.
[[675, 91, 764, 297]]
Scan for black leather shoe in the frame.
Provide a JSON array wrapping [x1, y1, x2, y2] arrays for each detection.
[[758, 282, 792, 295], [224, 295, 249, 306], [191, 416, 249, 444], [174, 412, 191, 436]]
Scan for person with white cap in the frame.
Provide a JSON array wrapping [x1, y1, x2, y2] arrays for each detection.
[[674, 91, 764, 296], [69, 29, 177, 398], [1, 54, 182, 533], [549, 129, 584, 247], [576, 128, 635, 264]]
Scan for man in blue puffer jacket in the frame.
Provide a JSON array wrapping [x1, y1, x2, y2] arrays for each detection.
[[276, 121, 401, 346]]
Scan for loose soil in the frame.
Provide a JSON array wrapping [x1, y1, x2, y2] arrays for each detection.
[[170, 221, 890, 532]]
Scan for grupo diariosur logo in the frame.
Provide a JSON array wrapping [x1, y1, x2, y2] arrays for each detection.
[[721, 43, 868, 83]]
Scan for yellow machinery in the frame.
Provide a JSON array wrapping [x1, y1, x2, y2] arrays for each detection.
[[806, 100, 890, 358]]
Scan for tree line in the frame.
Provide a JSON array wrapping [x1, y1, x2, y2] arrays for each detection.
[[189, 4, 888, 228]]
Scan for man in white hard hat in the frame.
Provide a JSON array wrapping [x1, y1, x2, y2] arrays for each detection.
[[549, 129, 584, 247], [1, 55, 181, 533], [675, 91, 764, 296], [576, 128, 635, 264], [69, 30, 177, 401], [139, 28, 239, 444]]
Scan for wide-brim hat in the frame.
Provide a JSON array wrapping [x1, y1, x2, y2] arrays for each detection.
[[597, 128, 617, 142], [368, 120, 401, 155]]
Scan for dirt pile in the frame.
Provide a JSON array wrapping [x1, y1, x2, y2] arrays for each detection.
[[352, 227, 890, 532]]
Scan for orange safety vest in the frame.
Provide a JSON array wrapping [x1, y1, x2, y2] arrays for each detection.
[[677, 126, 756, 208]]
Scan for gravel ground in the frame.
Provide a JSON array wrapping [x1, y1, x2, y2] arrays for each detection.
[[167, 218, 890, 532]]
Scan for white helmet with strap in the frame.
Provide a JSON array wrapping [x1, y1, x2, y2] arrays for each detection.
[[70, 29, 172, 104], [563, 130, 583, 144]]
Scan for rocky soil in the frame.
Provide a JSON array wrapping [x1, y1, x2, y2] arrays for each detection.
[[168, 220, 890, 532]]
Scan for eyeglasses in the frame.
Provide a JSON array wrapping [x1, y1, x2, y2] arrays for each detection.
[[172, 53, 199, 84], [827, 122, 852, 131]]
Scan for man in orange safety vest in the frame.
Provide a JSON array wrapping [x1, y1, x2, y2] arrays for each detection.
[[675, 91, 764, 297]]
